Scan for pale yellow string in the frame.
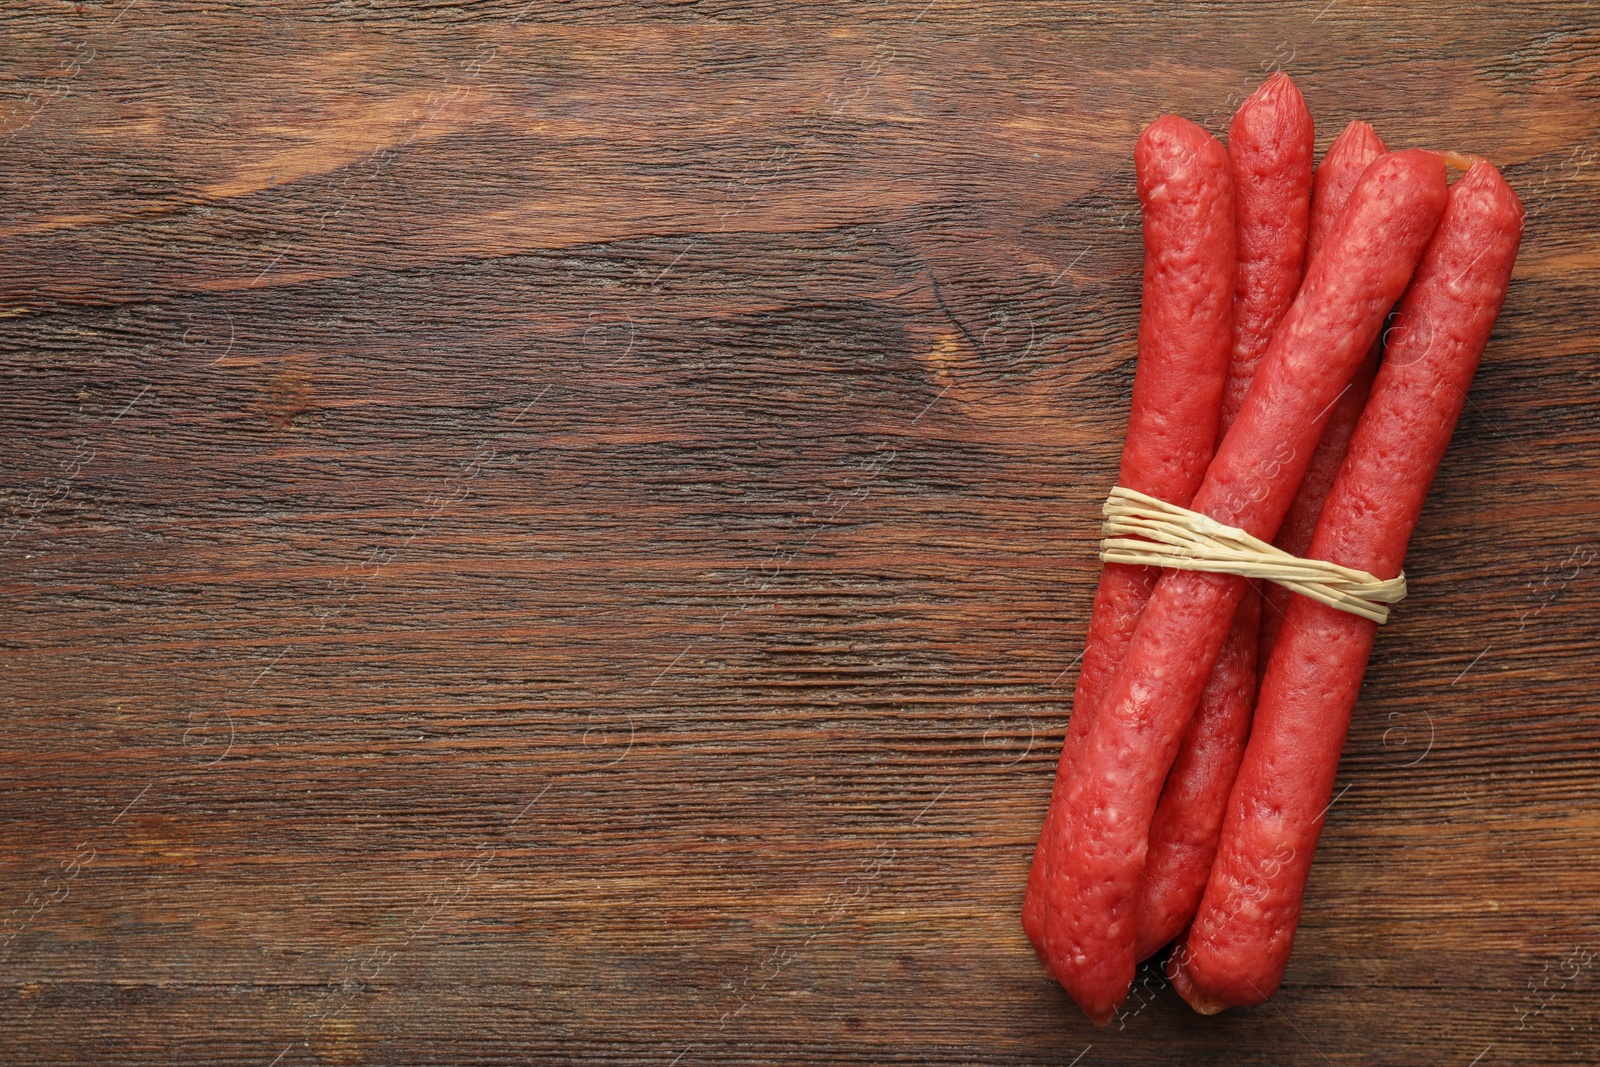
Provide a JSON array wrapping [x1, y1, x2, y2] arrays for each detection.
[[1098, 486, 1407, 624]]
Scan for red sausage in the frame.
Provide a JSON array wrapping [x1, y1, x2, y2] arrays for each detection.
[[1022, 116, 1234, 967], [1218, 72, 1316, 429], [1307, 122, 1390, 262], [1134, 73, 1314, 961], [1030, 150, 1448, 1024], [1133, 591, 1260, 961], [1260, 120, 1389, 665], [1172, 160, 1524, 1011], [1056, 119, 1236, 758]]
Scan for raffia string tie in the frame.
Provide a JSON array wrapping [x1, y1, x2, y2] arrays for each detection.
[[1098, 486, 1407, 624]]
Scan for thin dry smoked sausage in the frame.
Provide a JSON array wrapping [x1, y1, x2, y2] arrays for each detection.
[[1022, 114, 1234, 971], [1052, 118, 1235, 764]]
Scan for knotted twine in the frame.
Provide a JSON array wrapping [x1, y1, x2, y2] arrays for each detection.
[[1098, 486, 1407, 624]]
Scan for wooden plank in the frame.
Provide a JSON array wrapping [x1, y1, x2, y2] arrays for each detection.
[[3, 0, 1598, 1062]]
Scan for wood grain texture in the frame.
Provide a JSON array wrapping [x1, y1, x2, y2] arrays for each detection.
[[2, 1, 1597, 1063]]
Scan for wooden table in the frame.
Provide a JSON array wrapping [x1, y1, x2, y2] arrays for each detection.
[[4, 2, 1597, 1063]]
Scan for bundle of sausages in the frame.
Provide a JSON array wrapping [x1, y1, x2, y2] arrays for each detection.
[[1023, 72, 1524, 1023]]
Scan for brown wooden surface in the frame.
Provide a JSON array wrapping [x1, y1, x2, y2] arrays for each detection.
[[3, 2, 1598, 1063]]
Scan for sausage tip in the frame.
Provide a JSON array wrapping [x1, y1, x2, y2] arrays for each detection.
[[1170, 963, 1228, 1015]]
